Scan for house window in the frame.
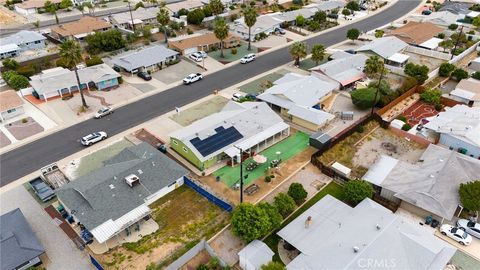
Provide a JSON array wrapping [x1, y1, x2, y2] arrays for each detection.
[[35, 40, 41, 44], [172, 140, 178, 145], [182, 147, 188, 152], [7, 108, 16, 113]]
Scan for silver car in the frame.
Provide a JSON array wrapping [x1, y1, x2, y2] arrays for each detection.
[[81, 131, 108, 146], [94, 106, 113, 119], [457, 219, 480, 239]]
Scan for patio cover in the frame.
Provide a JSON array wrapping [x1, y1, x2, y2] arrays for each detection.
[[419, 37, 443, 50], [128, 19, 143, 25], [363, 155, 399, 186], [387, 53, 410, 64]]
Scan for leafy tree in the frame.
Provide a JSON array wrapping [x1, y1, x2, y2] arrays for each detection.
[[420, 88, 441, 105], [258, 202, 282, 229], [59, 40, 87, 108], [202, 5, 213, 17], [44, 1, 59, 24], [451, 32, 467, 45], [85, 56, 103, 67], [142, 26, 152, 40], [243, 6, 257, 51], [473, 16, 480, 28], [451, 68, 469, 81], [273, 193, 296, 218], [310, 44, 325, 65], [404, 62, 429, 84], [438, 39, 454, 52], [231, 203, 272, 242], [472, 71, 480, 80], [295, 15, 305, 27], [209, 0, 224, 16], [289, 41, 307, 66], [459, 181, 480, 213], [448, 23, 458, 30], [346, 1, 360, 12], [351, 87, 379, 109], [438, 62, 455, 77], [346, 28, 360, 42], [437, 33, 445, 39], [364, 55, 384, 78], [373, 80, 395, 106], [374, 29, 384, 38], [157, 7, 170, 42], [344, 180, 373, 205], [2, 58, 19, 70], [307, 20, 321, 32], [313, 11, 326, 24], [261, 262, 286, 270], [134, 2, 145, 10], [342, 8, 351, 18], [288, 183, 308, 205], [7, 73, 29, 90], [59, 0, 72, 9], [85, 30, 125, 54], [214, 17, 229, 58], [187, 8, 205, 25]]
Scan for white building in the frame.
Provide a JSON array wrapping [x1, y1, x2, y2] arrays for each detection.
[[238, 240, 274, 270], [232, 15, 281, 41], [0, 90, 24, 122], [448, 78, 480, 107], [0, 30, 46, 59]]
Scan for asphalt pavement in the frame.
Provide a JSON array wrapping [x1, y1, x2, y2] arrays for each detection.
[[0, 0, 421, 186]]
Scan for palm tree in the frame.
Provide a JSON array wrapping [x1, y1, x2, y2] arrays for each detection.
[[364, 55, 385, 78], [44, 1, 59, 24], [289, 42, 307, 66], [243, 6, 257, 51], [157, 7, 170, 43], [59, 40, 88, 108], [214, 17, 229, 58], [311, 44, 325, 65]]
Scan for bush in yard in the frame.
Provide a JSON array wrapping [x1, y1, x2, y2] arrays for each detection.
[[356, 125, 365, 133], [265, 175, 271, 182], [346, 28, 360, 42], [86, 29, 125, 54], [448, 23, 458, 30], [437, 33, 445, 39], [288, 183, 308, 205], [350, 87, 379, 109], [451, 68, 469, 81], [404, 62, 429, 84], [258, 202, 282, 229], [420, 88, 442, 105], [398, 76, 418, 93], [459, 180, 480, 213], [472, 71, 480, 80], [1, 70, 17, 82], [15, 65, 36, 78], [187, 28, 194, 35], [85, 56, 104, 67], [308, 20, 321, 31], [435, 103, 442, 111], [313, 11, 327, 23], [344, 180, 373, 206], [274, 193, 296, 218], [187, 8, 205, 25], [231, 47, 237, 54], [438, 62, 455, 77], [292, 0, 303, 6], [374, 29, 384, 38], [396, 115, 407, 123], [401, 123, 411, 131], [7, 74, 29, 90], [197, 265, 209, 270], [2, 58, 19, 70], [261, 262, 286, 270], [232, 203, 273, 242]]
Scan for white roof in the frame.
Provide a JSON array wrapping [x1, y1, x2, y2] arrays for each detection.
[[272, 8, 315, 22], [111, 45, 178, 71], [279, 195, 456, 270], [238, 240, 274, 269], [409, 11, 460, 27], [310, 54, 368, 86], [387, 53, 410, 63], [166, 0, 204, 13], [1, 30, 46, 46], [110, 7, 159, 25], [234, 15, 281, 36], [356, 36, 408, 59], [257, 73, 338, 110], [467, 11, 480, 17], [419, 37, 443, 50], [288, 105, 334, 126], [363, 144, 480, 220], [90, 204, 151, 243], [424, 105, 480, 147], [331, 162, 351, 176], [0, 44, 19, 54]]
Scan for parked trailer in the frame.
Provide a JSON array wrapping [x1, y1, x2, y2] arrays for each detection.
[[41, 163, 69, 189]]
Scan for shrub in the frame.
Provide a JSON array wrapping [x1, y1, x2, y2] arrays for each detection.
[[274, 193, 296, 217], [261, 262, 286, 270], [85, 56, 103, 67], [472, 71, 480, 80], [344, 180, 373, 206], [438, 62, 455, 77], [434, 103, 442, 111], [448, 23, 458, 30], [2, 58, 19, 70], [288, 183, 308, 205], [250, 0, 255, 6], [86, 29, 125, 54], [356, 125, 365, 133], [451, 68, 469, 81], [374, 29, 384, 38], [437, 33, 445, 39], [187, 28, 194, 35], [7, 74, 29, 90], [401, 123, 411, 131], [398, 76, 418, 93], [187, 8, 205, 25], [21, 118, 28, 123], [404, 62, 429, 84], [420, 88, 442, 105], [397, 115, 407, 122], [262, 0, 267, 4], [231, 203, 274, 242], [178, 8, 189, 16], [459, 181, 480, 212], [265, 175, 271, 182], [15, 65, 36, 78], [292, 0, 303, 6], [350, 87, 379, 109], [229, 13, 238, 22]]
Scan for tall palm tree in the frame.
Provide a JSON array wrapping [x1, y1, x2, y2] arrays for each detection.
[[364, 55, 385, 78], [59, 40, 88, 108], [157, 7, 170, 43], [289, 42, 307, 66], [311, 44, 325, 65], [214, 17, 229, 58], [44, 1, 59, 24], [243, 6, 257, 51]]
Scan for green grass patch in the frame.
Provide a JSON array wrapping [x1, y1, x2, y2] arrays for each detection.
[[238, 69, 290, 94], [208, 43, 258, 63], [170, 96, 229, 126], [214, 131, 310, 187], [264, 182, 344, 265], [298, 56, 329, 71]]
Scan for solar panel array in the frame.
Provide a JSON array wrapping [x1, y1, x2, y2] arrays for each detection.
[[190, 126, 243, 157]]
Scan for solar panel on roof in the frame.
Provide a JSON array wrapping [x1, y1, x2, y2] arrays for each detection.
[[190, 126, 243, 157]]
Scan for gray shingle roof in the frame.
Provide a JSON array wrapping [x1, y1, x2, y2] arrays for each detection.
[[110, 7, 159, 25], [310, 54, 368, 86], [356, 36, 408, 59], [56, 142, 188, 230], [0, 30, 46, 46], [111, 45, 178, 71], [1, 208, 45, 270]]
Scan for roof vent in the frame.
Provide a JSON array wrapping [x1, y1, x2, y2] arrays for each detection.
[[429, 174, 435, 178], [353, 246, 360, 253], [125, 174, 140, 187], [138, 169, 143, 174], [109, 184, 115, 189], [376, 224, 381, 230]]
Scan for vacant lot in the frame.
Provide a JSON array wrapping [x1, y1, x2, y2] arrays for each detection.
[[98, 186, 230, 270], [170, 96, 229, 126], [238, 69, 289, 94]]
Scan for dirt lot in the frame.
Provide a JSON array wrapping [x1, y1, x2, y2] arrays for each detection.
[[170, 96, 229, 126], [5, 117, 44, 140], [179, 250, 212, 270], [97, 186, 230, 270]]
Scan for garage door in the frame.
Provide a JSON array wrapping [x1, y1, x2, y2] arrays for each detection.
[[184, 47, 198, 55]]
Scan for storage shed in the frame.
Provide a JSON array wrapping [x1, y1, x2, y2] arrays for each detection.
[[309, 131, 332, 151], [238, 240, 274, 270]]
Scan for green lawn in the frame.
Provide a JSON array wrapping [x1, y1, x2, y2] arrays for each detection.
[[264, 181, 345, 265], [298, 56, 330, 71], [208, 43, 258, 64], [238, 69, 289, 94], [214, 132, 310, 187]]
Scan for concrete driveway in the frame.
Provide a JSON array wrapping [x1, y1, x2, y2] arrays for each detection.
[[152, 58, 204, 85]]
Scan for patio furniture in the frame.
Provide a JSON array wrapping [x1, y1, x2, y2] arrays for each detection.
[[246, 162, 258, 171], [270, 159, 282, 167], [245, 184, 259, 195]]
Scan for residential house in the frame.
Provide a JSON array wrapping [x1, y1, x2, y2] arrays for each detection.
[[166, 0, 204, 15], [272, 8, 315, 25], [200, 0, 240, 6], [466, 10, 480, 20], [56, 142, 188, 245], [169, 101, 290, 170], [0, 30, 47, 59], [168, 32, 240, 55], [387, 22, 443, 46], [50, 16, 113, 42], [310, 53, 368, 88], [111, 45, 179, 74], [71, 0, 95, 6], [356, 36, 410, 67], [439, 1, 472, 15], [257, 73, 338, 131], [14, 0, 61, 15], [238, 240, 274, 270], [109, 7, 160, 29], [305, 1, 345, 12], [0, 90, 24, 122], [364, 144, 480, 222], [409, 11, 461, 28], [232, 15, 281, 41], [1, 208, 46, 270], [469, 56, 480, 71], [448, 78, 480, 107], [30, 64, 121, 100], [423, 105, 480, 158], [277, 195, 456, 270]]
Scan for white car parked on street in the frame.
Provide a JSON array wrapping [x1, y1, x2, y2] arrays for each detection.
[[457, 219, 480, 239], [440, 224, 473, 245], [240, 53, 256, 64], [183, 73, 203, 84], [81, 132, 108, 146]]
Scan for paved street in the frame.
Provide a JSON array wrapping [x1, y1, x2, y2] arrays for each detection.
[[0, 0, 421, 186]]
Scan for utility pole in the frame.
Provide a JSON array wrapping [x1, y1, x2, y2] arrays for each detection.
[[128, 2, 135, 32], [371, 62, 385, 116], [450, 25, 464, 60], [234, 146, 244, 203]]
